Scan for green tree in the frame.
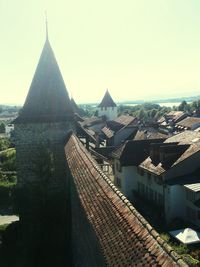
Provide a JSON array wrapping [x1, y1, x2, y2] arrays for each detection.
[[0, 123, 5, 133]]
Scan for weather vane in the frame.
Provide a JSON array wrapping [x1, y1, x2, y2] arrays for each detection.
[[45, 11, 48, 40]]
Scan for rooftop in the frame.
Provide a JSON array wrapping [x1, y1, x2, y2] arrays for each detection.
[[65, 134, 187, 266], [140, 131, 200, 176], [15, 39, 73, 123], [98, 90, 117, 108], [176, 117, 200, 129]]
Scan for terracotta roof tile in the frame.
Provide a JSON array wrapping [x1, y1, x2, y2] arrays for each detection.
[[65, 134, 188, 267]]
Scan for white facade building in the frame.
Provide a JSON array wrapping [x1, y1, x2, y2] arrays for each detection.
[[98, 90, 117, 120]]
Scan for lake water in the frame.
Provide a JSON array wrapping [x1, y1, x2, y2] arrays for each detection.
[[123, 102, 192, 108]]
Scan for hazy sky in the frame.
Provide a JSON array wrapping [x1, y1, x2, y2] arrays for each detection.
[[1, 0, 200, 105]]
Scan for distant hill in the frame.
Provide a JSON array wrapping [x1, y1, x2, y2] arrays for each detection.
[[117, 95, 200, 105]]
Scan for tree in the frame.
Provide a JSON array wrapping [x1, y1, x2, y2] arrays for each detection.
[[0, 123, 5, 133]]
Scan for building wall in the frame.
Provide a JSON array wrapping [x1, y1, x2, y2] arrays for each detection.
[[14, 121, 74, 223], [113, 159, 164, 205], [184, 187, 200, 227], [98, 107, 118, 121], [165, 185, 185, 223], [14, 120, 74, 263]]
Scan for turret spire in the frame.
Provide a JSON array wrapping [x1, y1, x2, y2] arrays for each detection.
[[45, 11, 48, 40]]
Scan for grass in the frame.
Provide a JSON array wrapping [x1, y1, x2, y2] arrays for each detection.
[[0, 224, 9, 231]]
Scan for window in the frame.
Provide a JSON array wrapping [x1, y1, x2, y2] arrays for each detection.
[[137, 167, 144, 176], [186, 188, 196, 202], [137, 182, 145, 196], [158, 193, 163, 206], [116, 177, 121, 188], [154, 191, 157, 204], [116, 161, 122, 172], [147, 172, 151, 179], [149, 188, 154, 201], [186, 206, 196, 221], [145, 186, 149, 200], [198, 210, 200, 220]]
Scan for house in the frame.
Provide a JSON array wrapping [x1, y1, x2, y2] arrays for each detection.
[[139, 131, 200, 226], [158, 111, 187, 134], [97, 89, 118, 120], [134, 126, 168, 140], [175, 117, 200, 131], [112, 139, 166, 201], [101, 115, 139, 146]]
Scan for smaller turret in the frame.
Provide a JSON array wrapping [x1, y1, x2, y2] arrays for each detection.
[[98, 89, 117, 120]]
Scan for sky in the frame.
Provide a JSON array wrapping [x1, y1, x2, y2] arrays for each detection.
[[1, 0, 200, 105]]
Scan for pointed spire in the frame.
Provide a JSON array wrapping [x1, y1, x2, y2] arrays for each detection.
[[98, 89, 117, 108], [15, 33, 74, 123], [45, 11, 48, 40]]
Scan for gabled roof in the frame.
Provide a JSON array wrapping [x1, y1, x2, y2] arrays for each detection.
[[112, 139, 165, 166], [65, 134, 187, 266], [98, 90, 117, 108], [176, 117, 200, 129], [15, 39, 73, 123], [134, 128, 168, 140], [140, 131, 200, 176], [114, 115, 136, 126]]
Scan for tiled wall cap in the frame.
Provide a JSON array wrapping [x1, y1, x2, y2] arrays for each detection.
[[177, 259, 189, 267], [170, 251, 182, 261], [156, 236, 165, 246], [162, 242, 174, 254], [150, 229, 159, 239], [145, 223, 153, 232]]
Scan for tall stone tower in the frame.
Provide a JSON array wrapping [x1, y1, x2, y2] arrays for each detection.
[[98, 89, 117, 120], [14, 32, 74, 265]]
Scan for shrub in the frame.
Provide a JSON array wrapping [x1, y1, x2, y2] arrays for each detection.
[[182, 254, 200, 267]]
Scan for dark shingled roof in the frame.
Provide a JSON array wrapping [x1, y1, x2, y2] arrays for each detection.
[[15, 39, 73, 123], [134, 128, 168, 140], [140, 131, 200, 176], [176, 117, 200, 129], [112, 139, 165, 166], [98, 90, 117, 108], [65, 134, 187, 267], [114, 115, 137, 126]]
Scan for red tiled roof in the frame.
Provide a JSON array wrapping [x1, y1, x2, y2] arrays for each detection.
[[101, 126, 114, 139], [65, 134, 187, 267]]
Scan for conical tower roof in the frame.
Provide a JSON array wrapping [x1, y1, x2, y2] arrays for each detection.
[[15, 38, 73, 123], [71, 98, 80, 114], [98, 90, 116, 108]]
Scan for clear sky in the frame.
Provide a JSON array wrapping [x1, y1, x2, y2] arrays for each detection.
[[1, 0, 200, 105]]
